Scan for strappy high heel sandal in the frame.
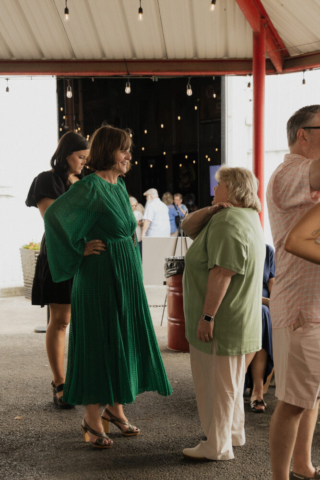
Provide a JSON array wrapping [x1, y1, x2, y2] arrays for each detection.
[[101, 407, 140, 437], [51, 382, 74, 410], [81, 418, 113, 449]]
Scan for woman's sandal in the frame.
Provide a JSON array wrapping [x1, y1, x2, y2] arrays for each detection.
[[101, 408, 140, 436], [51, 381, 74, 410], [81, 418, 113, 449], [250, 399, 267, 413]]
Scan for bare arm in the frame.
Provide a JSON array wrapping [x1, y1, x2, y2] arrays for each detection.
[[181, 203, 232, 240], [262, 277, 275, 307], [141, 220, 151, 238], [309, 158, 320, 191], [197, 265, 236, 343], [37, 198, 55, 219], [284, 202, 320, 264]]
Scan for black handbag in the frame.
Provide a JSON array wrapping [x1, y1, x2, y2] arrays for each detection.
[[174, 205, 182, 228]]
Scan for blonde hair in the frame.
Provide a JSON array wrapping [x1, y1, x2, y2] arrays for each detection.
[[129, 196, 138, 205], [216, 166, 261, 212], [162, 192, 173, 206]]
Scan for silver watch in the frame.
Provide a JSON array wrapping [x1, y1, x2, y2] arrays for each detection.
[[202, 313, 214, 323]]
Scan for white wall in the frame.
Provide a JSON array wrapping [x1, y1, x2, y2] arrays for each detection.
[[0, 76, 58, 288], [226, 70, 320, 246]]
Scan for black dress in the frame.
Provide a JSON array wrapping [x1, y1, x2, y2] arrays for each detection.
[[26, 171, 73, 307]]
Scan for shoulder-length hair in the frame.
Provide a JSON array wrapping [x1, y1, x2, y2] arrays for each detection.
[[50, 132, 89, 185], [216, 166, 261, 212], [86, 125, 132, 172]]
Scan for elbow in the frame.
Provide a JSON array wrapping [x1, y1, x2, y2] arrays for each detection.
[[284, 233, 297, 255]]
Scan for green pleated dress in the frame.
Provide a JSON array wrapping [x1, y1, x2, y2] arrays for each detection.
[[44, 174, 172, 406]]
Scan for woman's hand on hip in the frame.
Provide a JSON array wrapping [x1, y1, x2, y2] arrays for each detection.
[[84, 240, 106, 256], [197, 318, 214, 343]]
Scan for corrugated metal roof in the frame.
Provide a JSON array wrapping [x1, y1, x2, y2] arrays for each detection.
[[0, 0, 253, 60], [0, 0, 319, 73]]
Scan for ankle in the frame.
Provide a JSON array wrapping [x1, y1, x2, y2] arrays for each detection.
[[292, 461, 315, 477]]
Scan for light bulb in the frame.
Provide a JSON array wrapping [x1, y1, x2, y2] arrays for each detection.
[[165, 165, 168, 169], [194, 105, 198, 110], [135, 161, 138, 165], [66, 85, 72, 98], [59, 128, 63, 131], [144, 129, 147, 134], [138, 8, 143, 21], [150, 165, 153, 168], [205, 155, 208, 158], [193, 160, 196, 164], [60, 107, 63, 111], [64, 0, 69, 22], [142, 147, 145, 151], [6, 86, 9, 93], [161, 124, 164, 128], [208, 158, 211, 162], [125, 81, 131, 94], [186, 78, 192, 96], [163, 152, 166, 155], [215, 148, 218, 151], [63, 115, 66, 119], [179, 164, 182, 167], [247, 82, 251, 89], [210, 0, 216, 11], [177, 116, 181, 120], [185, 155, 188, 159], [130, 133, 133, 137], [213, 93, 216, 98]]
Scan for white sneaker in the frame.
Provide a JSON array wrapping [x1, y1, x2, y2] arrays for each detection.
[[182, 444, 210, 461]]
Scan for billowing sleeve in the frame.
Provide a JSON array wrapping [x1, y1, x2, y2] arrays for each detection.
[[26, 172, 65, 207], [206, 220, 247, 275], [44, 180, 101, 282]]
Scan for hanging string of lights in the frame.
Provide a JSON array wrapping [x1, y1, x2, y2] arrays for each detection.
[[64, 0, 69, 22], [138, 0, 143, 21], [210, 0, 217, 11]]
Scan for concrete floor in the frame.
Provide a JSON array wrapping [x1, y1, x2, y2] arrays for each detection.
[[1, 288, 319, 480]]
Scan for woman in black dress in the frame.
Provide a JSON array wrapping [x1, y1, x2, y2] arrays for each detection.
[[26, 132, 105, 408]]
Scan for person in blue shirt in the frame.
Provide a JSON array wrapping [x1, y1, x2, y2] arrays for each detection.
[[164, 192, 188, 237]]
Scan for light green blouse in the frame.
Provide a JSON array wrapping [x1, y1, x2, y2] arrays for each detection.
[[183, 207, 265, 355]]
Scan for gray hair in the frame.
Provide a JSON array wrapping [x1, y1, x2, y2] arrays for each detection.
[[216, 166, 261, 212], [287, 105, 320, 146]]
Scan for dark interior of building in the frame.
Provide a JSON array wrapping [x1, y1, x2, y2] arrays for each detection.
[[57, 76, 222, 209]]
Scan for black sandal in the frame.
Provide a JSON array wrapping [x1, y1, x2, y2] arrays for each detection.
[[51, 382, 74, 409], [250, 399, 266, 413]]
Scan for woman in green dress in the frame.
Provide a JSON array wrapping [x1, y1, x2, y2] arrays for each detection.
[[44, 125, 172, 449]]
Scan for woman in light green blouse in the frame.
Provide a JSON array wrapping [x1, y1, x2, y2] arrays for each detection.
[[182, 166, 265, 462]]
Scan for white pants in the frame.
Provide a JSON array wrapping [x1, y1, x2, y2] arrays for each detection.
[[190, 343, 246, 460]]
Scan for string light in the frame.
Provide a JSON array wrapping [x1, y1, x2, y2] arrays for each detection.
[[141, 147, 145, 151], [66, 80, 72, 98], [205, 155, 208, 158], [64, 0, 69, 22], [5, 78, 9, 93], [208, 158, 211, 162], [150, 165, 153, 168], [60, 107, 63, 112], [165, 165, 168, 169], [193, 160, 196, 164], [185, 155, 188, 159], [213, 93, 217, 98], [163, 152, 166, 155], [210, 0, 216, 11], [186, 77, 192, 96], [194, 105, 198, 110], [177, 116, 181, 120], [125, 78, 131, 94], [161, 124, 164, 128], [302, 70, 306, 85], [63, 115, 66, 119], [179, 164, 182, 167], [144, 129, 147, 134], [130, 133, 133, 137], [138, 0, 143, 21], [135, 161, 138, 165], [247, 75, 252, 89], [59, 127, 63, 132], [215, 148, 218, 151]]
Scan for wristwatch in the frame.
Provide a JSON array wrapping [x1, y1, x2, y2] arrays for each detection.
[[202, 313, 214, 323]]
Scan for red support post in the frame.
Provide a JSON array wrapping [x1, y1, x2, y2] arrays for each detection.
[[253, 18, 266, 226]]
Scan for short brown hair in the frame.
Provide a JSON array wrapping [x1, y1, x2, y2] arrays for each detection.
[[287, 105, 320, 146], [162, 192, 173, 205], [87, 125, 132, 171], [174, 193, 183, 200]]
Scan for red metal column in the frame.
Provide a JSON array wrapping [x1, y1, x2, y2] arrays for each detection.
[[253, 18, 266, 226]]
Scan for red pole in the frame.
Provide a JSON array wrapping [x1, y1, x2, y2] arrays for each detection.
[[253, 18, 266, 227]]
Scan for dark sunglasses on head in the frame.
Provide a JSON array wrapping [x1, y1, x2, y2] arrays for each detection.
[[301, 126, 320, 129]]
